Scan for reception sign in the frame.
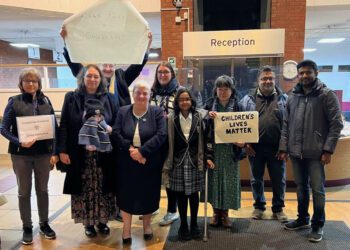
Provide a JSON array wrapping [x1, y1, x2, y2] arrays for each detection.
[[16, 115, 55, 143], [214, 111, 259, 144], [183, 29, 285, 59]]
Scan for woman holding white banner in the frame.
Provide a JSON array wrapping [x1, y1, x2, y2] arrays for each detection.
[[1, 68, 58, 245], [58, 64, 118, 238], [204, 75, 244, 228]]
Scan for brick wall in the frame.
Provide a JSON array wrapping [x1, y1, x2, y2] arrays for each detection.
[[0, 40, 55, 88], [271, 0, 306, 91], [160, 0, 193, 69], [161, 0, 307, 91]]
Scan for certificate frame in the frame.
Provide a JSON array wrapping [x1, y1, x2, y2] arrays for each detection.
[[16, 115, 55, 143]]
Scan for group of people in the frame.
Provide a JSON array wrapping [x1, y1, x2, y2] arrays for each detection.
[[1, 33, 343, 247]]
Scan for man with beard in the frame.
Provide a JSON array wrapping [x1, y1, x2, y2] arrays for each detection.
[[240, 65, 288, 222], [278, 59, 343, 242]]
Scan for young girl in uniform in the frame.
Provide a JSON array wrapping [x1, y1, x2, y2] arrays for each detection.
[[163, 88, 209, 241]]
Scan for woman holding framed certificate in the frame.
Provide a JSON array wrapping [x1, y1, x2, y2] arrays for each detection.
[[0, 68, 58, 245]]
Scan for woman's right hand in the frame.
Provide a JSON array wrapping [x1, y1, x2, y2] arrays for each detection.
[[21, 139, 36, 148], [207, 159, 215, 169], [60, 24, 67, 40], [59, 153, 71, 165], [208, 111, 217, 119]]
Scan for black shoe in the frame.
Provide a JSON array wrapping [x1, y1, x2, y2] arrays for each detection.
[[22, 227, 33, 245], [97, 223, 110, 234], [190, 225, 202, 239], [85, 226, 97, 237], [308, 227, 323, 242], [115, 213, 123, 222], [122, 237, 132, 245], [40, 222, 56, 239], [144, 233, 153, 241], [178, 227, 191, 241], [284, 219, 310, 231]]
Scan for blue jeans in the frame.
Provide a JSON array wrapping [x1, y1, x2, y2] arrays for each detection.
[[249, 145, 286, 212], [290, 157, 325, 228]]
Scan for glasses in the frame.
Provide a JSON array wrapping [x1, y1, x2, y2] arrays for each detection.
[[260, 77, 275, 81], [23, 80, 38, 84], [178, 97, 191, 103], [85, 74, 100, 80], [157, 71, 171, 75]]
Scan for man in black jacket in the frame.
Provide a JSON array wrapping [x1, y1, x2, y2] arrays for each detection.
[[240, 66, 288, 222], [278, 60, 343, 242]]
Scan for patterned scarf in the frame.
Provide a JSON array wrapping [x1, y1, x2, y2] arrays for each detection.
[[211, 97, 237, 112]]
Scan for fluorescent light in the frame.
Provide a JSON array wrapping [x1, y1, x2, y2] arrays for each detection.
[[10, 43, 40, 48], [148, 52, 159, 58], [317, 38, 345, 44], [303, 48, 317, 52]]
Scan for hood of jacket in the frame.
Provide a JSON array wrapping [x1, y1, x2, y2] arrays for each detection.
[[292, 78, 327, 96]]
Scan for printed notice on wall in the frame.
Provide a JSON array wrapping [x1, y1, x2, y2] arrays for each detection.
[[64, 0, 149, 64], [214, 111, 259, 144], [16, 115, 55, 143]]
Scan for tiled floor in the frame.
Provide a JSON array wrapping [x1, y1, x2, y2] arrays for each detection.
[[0, 155, 349, 249]]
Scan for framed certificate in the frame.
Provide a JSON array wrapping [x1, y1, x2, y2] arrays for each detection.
[[16, 115, 55, 143]]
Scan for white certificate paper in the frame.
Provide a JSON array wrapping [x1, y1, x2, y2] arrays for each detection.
[[16, 115, 55, 143]]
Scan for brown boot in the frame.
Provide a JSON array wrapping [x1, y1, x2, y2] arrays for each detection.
[[221, 210, 232, 228], [209, 208, 220, 227]]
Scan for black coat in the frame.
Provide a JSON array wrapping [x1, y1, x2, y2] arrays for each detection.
[[58, 90, 118, 195], [279, 79, 343, 159], [63, 47, 148, 106]]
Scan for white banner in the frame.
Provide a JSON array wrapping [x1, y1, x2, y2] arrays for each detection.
[[64, 0, 149, 64], [183, 29, 285, 59], [16, 115, 55, 143], [214, 111, 259, 144]]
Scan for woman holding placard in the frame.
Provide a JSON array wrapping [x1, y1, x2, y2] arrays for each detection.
[[204, 75, 244, 228], [0, 68, 58, 245]]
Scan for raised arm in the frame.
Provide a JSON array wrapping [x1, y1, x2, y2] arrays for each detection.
[[124, 32, 152, 85], [60, 24, 83, 77]]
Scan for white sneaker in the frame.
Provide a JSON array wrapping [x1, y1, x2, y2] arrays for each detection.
[[159, 212, 179, 226], [139, 209, 160, 220]]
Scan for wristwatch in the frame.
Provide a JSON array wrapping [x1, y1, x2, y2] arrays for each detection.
[[283, 60, 298, 80]]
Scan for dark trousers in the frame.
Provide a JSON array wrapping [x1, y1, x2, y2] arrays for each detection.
[[175, 191, 199, 228], [166, 188, 177, 213], [248, 145, 286, 213], [11, 154, 51, 228], [290, 157, 325, 228]]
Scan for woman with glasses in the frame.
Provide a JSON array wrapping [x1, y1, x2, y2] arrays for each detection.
[[204, 75, 244, 228], [150, 61, 181, 226], [58, 64, 118, 238], [114, 81, 167, 244], [1, 68, 58, 245]]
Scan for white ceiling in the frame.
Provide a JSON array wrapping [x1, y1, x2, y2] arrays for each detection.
[[0, 5, 162, 52], [0, 4, 349, 53]]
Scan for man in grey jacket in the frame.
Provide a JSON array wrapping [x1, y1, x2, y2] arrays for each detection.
[[278, 59, 343, 242]]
